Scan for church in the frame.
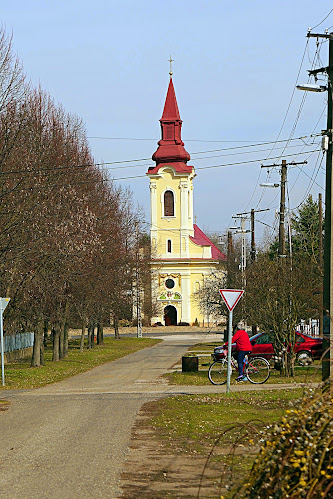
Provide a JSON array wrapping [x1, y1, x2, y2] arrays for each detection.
[[146, 74, 226, 326]]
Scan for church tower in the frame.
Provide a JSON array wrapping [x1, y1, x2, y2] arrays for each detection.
[[147, 74, 225, 326]]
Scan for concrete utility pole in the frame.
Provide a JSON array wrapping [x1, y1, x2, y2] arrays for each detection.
[[231, 216, 250, 289], [279, 160, 287, 257], [251, 209, 255, 263], [305, 30, 333, 379], [135, 224, 142, 338]]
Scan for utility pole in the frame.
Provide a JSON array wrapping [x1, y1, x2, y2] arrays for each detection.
[[135, 224, 142, 338], [261, 160, 307, 257], [251, 209, 255, 263], [279, 160, 287, 257], [305, 30, 333, 380], [319, 192, 323, 338], [231, 216, 250, 288], [236, 208, 270, 263]]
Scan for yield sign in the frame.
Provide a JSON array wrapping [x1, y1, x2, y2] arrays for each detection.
[[219, 289, 244, 312], [0, 298, 10, 312]]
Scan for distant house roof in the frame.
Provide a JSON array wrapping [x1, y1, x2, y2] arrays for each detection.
[[190, 224, 226, 261]]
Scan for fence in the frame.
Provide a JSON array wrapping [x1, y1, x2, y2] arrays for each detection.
[[3, 332, 34, 353], [296, 320, 319, 337]]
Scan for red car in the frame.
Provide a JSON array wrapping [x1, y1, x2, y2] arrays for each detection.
[[249, 331, 323, 366]]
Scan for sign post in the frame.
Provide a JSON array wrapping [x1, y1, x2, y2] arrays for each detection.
[[219, 289, 244, 394], [0, 298, 10, 386]]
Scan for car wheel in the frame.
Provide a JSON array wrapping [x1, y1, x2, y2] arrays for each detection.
[[296, 351, 313, 366]]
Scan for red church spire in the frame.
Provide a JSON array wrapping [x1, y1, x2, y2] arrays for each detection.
[[161, 78, 181, 121], [149, 76, 192, 174]]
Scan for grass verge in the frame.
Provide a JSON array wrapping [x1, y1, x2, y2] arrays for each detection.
[[164, 341, 322, 386], [1, 337, 160, 390], [145, 389, 305, 497]]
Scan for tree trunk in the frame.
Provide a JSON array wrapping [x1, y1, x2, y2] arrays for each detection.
[[43, 320, 48, 347], [40, 338, 44, 366], [59, 301, 69, 359], [59, 326, 65, 360], [80, 319, 85, 353], [91, 324, 95, 348], [63, 321, 69, 358], [114, 315, 120, 339], [97, 319, 104, 345], [52, 326, 60, 361], [87, 321, 92, 349], [31, 317, 43, 367]]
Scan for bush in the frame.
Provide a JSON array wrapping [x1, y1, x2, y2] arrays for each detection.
[[235, 382, 333, 498], [178, 322, 190, 326]]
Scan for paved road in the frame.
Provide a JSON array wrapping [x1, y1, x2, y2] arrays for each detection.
[[0, 335, 210, 499], [0, 334, 311, 498]]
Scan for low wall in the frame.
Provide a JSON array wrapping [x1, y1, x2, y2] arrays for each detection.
[[68, 325, 224, 338], [3, 346, 33, 364]]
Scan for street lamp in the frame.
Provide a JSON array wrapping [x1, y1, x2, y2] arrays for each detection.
[[296, 84, 327, 92]]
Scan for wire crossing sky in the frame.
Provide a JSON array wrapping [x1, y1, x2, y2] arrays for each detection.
[[1, 1, 332, 244]]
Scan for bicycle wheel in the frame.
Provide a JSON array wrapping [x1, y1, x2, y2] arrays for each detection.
[[246, 357, 270, 384], [208, 360, 227, 385]]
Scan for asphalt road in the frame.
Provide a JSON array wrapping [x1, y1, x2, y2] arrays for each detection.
[[0, 336, 206, 499], [0, 333, 311, 498]]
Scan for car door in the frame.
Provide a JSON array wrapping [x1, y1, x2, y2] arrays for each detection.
[[251, 333, 274, 359]]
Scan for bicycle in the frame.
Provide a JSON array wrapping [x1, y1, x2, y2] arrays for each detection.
[[208, 346, 270, 385]]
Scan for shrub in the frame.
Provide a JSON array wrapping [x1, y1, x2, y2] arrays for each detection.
[[235, 382, 333, 498]]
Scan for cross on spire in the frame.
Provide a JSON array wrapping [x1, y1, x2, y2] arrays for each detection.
[[169, 55, 174, 77]]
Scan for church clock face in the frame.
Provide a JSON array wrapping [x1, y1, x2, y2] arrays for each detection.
[[165, 278, 175, 289]]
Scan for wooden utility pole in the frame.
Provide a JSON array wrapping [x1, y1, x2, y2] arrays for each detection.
[[307, 31, 333, 379], [235, 208, 269, 263], [261, 160, 307, 257], [319, 192, 323, 338]]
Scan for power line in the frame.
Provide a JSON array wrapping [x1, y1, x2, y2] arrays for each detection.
[[310, 8, 333, 30], [5, 149, 319, 192], [0, 144, 320, 178]]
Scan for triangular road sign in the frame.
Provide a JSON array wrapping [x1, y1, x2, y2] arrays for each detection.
[[219, 289, 244, 312], [0, 298, 10, 312]]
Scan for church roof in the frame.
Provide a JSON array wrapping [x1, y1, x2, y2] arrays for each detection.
[[190, 224, 227, 261], [148, 77, 192, 175]]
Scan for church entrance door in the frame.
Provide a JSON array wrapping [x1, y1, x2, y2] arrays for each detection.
[[164, 305, 177, 326]]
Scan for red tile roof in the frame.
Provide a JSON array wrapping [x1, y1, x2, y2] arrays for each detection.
[[190, 224, 226, 261]]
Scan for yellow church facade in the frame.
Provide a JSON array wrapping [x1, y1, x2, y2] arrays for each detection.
[[147, 76, 226, 326]]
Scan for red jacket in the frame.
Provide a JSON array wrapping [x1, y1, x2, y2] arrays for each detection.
[[231, 330, 252, 352]]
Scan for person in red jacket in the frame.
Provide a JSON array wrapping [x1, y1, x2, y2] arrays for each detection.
[[226, 324, 253, 381]]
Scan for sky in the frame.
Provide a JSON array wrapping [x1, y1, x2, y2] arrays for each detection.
[[1, 1, 333, 249]]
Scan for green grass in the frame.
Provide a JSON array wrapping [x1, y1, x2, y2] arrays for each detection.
[[1, 337, 160, 390], [148, 389, 305, 497], [151, 389, 303, 452], [165, 342, 323, 385], [165, 365, 322, 385]]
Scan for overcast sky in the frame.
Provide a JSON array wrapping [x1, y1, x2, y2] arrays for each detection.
[[2, 1, 333, 248]]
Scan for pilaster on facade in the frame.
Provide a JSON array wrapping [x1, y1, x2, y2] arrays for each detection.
[[150, 182, 157, 231], [180, 271, 191, 323]]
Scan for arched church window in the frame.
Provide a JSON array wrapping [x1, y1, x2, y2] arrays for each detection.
[[167, 239, 172, 253], [164, 190, 174, 216]]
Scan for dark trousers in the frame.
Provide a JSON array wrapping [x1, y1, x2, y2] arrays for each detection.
[[237, 351, 250, 376]]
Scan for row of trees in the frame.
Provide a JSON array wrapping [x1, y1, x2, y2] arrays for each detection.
[[195, 195, 322, 376], [0, 27, 144, 366]]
